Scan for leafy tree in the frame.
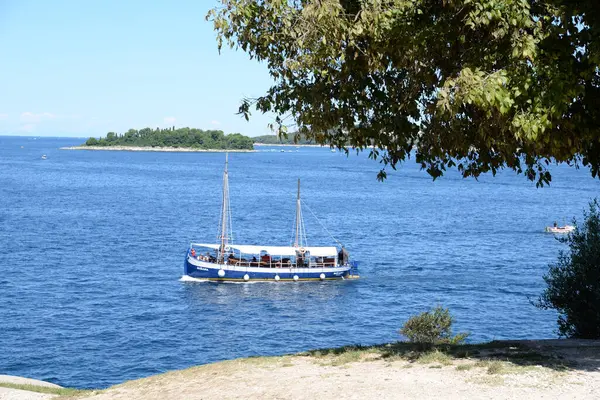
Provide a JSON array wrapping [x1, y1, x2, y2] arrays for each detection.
[[85, 137, 98, 146], [400, 306, 469, 347], [209, 0, 600, 185], [535, 199, 600, 339]]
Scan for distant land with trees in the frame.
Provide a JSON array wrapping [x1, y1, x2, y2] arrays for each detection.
[[252, 134, 317, 145], [83, 127, 254, 150]]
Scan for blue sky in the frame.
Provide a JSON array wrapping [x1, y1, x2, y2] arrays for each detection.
[[0, 0, 275, 137]]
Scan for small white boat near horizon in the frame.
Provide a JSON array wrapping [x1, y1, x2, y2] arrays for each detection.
[[545, 224, 575, 234], [41, 154, 47, 160]]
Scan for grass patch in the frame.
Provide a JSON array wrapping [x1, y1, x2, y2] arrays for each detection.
[[456, 364, 474, 371], [486, 361, 505, 375], [323, 350, 364, 366], [299, 340, 571, 372], [0, 382, 90, 396], [416, 350, 452, 366]]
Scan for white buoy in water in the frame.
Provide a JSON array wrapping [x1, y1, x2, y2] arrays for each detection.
[[293, 275, 299, 282], [274, 275, 280, 282], [319, 273, 326, 280], [244, 274, 250, 281], [218, 269, 225, 278]]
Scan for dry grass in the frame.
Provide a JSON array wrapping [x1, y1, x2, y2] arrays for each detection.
[[417, 350, 453, 366], [0, 382, 91, 397]]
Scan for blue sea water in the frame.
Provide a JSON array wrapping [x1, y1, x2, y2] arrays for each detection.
[[1, 136, 599, 388]]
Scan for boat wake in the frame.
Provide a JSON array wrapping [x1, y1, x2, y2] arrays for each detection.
[[179, 275, 210, 283]]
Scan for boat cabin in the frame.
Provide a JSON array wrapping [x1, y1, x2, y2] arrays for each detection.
[[190, 243, 339, 268]]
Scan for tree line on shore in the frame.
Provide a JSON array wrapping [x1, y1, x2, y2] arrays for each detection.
[[253, 134, 316, 145], [84, 127, 254, 150]]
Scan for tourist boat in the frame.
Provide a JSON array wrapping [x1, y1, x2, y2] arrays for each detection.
[[545, 224, 575, 234], [184, 155, 358, 282]]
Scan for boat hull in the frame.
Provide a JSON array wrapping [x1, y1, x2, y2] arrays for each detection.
[[545, 226, 575, 234], [184, 255, 352, 281]]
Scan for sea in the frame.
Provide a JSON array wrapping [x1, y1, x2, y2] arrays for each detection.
[[1, 136, 599, 388]]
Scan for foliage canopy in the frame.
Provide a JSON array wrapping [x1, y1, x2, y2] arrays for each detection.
[[209, 0, 600, 185], [536, 199, 600, 339], [85, 127, 254, 150]]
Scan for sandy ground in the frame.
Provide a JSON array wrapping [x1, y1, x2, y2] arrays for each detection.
[[0, 375, 61, 400], [0, 387, 55, 400], [53, 340, 599, 400]]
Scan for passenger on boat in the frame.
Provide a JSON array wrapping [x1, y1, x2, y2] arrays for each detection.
[[191, 248, 196, 257], [260, 253, 271, 266], [554, 221, 558, 228], [338, 246, 349, 266]]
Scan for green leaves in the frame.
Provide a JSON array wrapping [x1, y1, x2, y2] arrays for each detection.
[[536, 199, 600, 339], [209, 0, 600, 186], [400, 306, 469, 347]]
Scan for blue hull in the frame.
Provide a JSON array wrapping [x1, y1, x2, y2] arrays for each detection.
[[184, 256, 351, 281]]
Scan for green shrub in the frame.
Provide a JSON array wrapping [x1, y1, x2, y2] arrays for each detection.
[[535, 199, 600, 338], [399, 306, 469, 347]]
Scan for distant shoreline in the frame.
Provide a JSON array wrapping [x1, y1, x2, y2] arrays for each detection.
[[253, 143, 326, 148], [61, 146, 255, 153]]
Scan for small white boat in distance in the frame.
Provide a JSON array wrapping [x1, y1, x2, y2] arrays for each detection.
[[41, 154, 47, 160], [545, 224, 575, 234]]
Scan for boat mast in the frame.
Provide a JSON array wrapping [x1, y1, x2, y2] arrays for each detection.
[[294, 178, 302, 247], [218, 153, 231, 263]]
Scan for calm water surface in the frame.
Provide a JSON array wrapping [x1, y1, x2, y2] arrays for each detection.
[[1, 136, 599, 388]]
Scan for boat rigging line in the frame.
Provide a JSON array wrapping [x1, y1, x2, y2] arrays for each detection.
[[300, 199, 344, 248]]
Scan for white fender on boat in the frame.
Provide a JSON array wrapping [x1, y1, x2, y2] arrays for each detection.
[[274, 275, 280, 281], [218, 269, 225, 278], [244, 274, 250, 281], [320, 273, 326, 280], [293, 275, 299, 281]]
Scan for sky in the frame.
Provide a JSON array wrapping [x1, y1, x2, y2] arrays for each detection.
[[0, 0, 276, 137]]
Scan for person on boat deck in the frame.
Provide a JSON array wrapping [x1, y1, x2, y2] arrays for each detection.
[[554, 221, 558, 228], [260, 253, 271, 265], [338, 246, 349, 266]]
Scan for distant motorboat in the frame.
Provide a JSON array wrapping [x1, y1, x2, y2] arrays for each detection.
[[545, 224, 574, 234], [280, 149, 285, 152], [41, 154, 47, 160], [331, 149, 336, 153]]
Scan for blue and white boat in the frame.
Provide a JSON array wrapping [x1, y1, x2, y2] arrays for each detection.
[[184, 155, 358, 282]]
